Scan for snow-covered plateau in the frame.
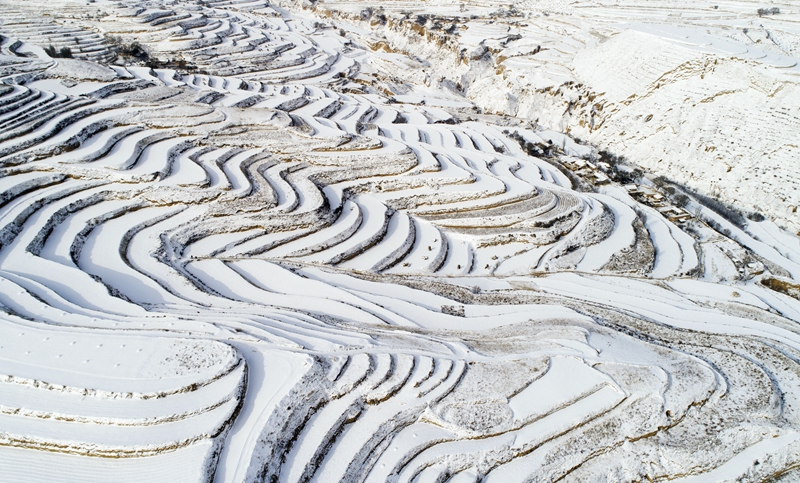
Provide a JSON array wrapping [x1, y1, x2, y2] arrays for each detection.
[[0, 0, 799, 481]]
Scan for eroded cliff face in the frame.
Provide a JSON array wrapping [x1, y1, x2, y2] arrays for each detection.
[[306, 0, 800, 231]]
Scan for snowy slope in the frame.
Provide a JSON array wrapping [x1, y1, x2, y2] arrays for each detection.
[[0, 0, 798, 482]]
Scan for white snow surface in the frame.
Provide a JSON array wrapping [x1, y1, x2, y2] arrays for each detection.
[[0, 0, 798, 482]]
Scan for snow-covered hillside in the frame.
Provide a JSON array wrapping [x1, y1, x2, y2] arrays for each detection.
[[0, 0, 798, 481], [308, 0, 800, 232]]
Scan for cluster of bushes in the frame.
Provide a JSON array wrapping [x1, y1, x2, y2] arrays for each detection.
[[705, 215, 734, 237], [44, 45, 73, 58], [653, 176, 766, 228], [105, 35, 150, 62], [401, 13, 459, 34], [596, 150, 643, 185], [684, 188, 745, 226], [359, 7, 387, 25], [654, 178, 734, 236], [653, 180, 691, 208], [758, 7, 780, 16], [506, 130, 552, 157], [490, 6, 523, 18], [413, 14, 431, 25], [103, 34, 198, 72]]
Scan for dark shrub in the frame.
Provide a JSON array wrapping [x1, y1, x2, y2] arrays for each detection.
[[44, 45, 73, 58]]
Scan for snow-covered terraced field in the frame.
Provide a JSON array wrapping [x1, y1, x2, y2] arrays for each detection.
[[305, 0, 800, 232], [0, 0, 799, 481]]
